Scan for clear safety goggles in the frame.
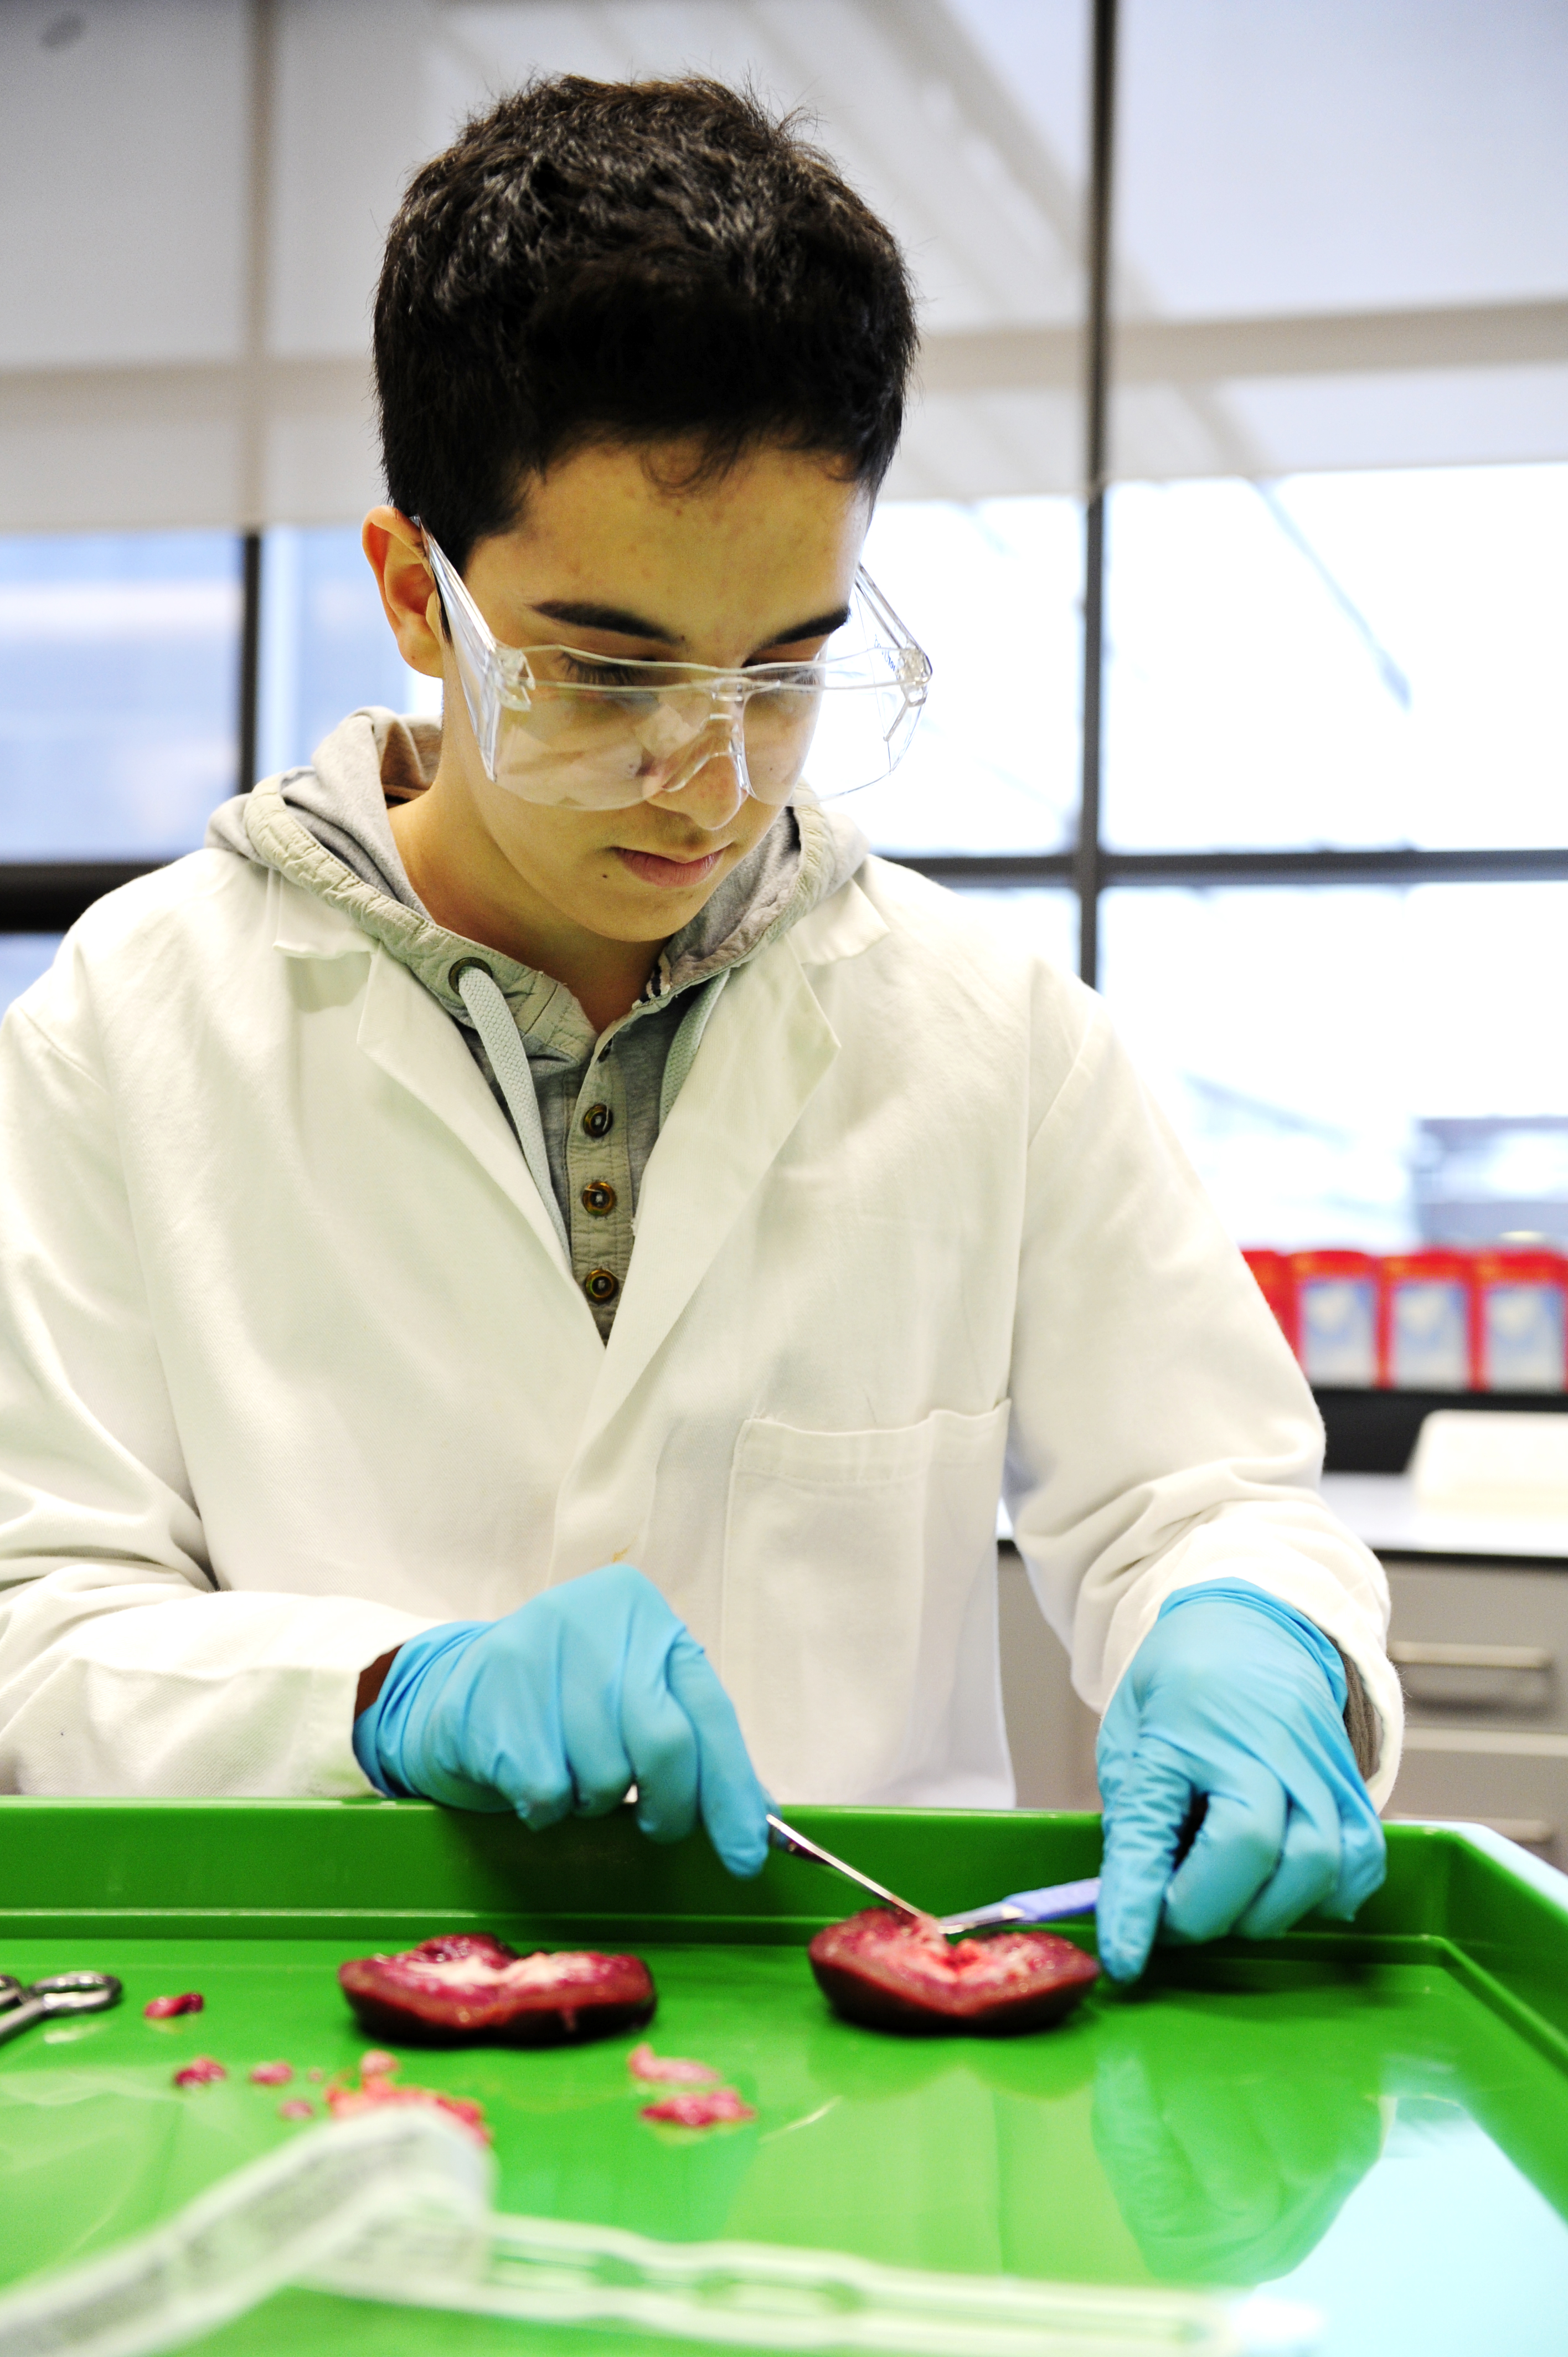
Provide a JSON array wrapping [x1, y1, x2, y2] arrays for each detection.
[[421, 529, 931, 815]]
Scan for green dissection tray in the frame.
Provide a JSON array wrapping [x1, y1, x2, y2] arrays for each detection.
[[2, 1802, 1568, 2354]]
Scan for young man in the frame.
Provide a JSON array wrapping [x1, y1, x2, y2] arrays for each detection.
[[0, 78, 1397, 1980]]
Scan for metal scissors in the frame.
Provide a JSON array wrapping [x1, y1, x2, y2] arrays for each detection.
[[0, 1970, 122, 2046]]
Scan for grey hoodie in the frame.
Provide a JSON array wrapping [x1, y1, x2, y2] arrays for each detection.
[[208, 707, 867, 1335]]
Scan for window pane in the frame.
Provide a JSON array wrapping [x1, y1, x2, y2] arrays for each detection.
[[0, 531, 240, 857], [1102, 466, 1568, 851], [852, 498, 1081, 856], [1100, 884, 1568, 1251], [257, 527, 439, 779], [0, 935, 61, 1015]]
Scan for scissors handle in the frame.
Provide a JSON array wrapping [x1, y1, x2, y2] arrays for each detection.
[[0, 1997, 48, 2046], [0, 1972, 122, 2047]]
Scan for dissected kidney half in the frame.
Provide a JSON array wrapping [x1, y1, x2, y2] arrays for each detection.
[[808, 1909, 1099, 2035], [338, 1933, 656, 2046]]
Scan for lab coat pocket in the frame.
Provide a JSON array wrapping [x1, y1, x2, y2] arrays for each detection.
[[721, 1402, 1011, 1805]]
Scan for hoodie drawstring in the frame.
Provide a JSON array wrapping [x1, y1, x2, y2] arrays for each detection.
[[659, 972, 729, 1124], [453, 962, 571, 1265]]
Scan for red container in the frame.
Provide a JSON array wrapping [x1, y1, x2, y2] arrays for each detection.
[[1378, 1251, 1474, 1391], [1471, 1250, 1568, 1392], [1241, 1249, 1294, 1350], [1287, 1251, 1380, 1388]]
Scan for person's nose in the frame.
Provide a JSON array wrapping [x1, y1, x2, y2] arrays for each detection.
[[643, 710, 750, 830]]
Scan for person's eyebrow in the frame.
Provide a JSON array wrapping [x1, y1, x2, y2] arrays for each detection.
[[532, 600, 679, 641], [529, 599, 853, 653], [762, 605, 852, 647]]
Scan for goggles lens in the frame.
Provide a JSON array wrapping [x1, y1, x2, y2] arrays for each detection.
[[421, 531, 930, 814]]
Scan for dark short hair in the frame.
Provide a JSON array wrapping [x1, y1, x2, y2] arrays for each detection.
[[373, 75, 918, 570]]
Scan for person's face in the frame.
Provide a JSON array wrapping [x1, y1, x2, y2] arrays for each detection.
[[368, 441, 871, 946]]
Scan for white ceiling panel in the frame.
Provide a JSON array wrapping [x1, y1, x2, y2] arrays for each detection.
[[1205, 363, 1568, 480], [266, 0, 1086, 353], [1117, 0, 1568, 320], [0, 0, 250, 370], [2, 0, 1565, 531]]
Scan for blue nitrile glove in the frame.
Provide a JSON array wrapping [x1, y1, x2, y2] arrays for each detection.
[[1095, 1581, 1385, 1983], [353, 1563, 769, 1877]]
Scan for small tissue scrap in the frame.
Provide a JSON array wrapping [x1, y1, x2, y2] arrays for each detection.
[[323, 2050, 489, 2146], [640, 2086, 756, 2129], [145, 1993, 204, 2019], [627, 2041, 721, 2085], [173, 2057, 227, 2088]]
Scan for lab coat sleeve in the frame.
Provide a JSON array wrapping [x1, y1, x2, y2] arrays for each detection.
[[0, 985, 431, 1797], [1005, 989, 1404, 1810]]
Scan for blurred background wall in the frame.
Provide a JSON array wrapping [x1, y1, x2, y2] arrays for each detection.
[[2, 0, 1567, 1253]]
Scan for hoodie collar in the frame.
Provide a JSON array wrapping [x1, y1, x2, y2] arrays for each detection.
[[207, 706, 869, 1031]]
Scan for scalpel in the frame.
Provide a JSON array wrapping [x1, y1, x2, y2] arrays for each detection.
[[935, 1877, 1101, 1935]]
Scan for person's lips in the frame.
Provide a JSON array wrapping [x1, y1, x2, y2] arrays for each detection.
[[612, 846, 725, 889]]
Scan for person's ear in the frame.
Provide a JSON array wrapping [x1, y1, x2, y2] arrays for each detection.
[[362, 507, 445, 678]]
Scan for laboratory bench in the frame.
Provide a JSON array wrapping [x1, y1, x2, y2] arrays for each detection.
[[1316, 1382, 1568, 1479], [1321, 1467, 1568, 1873]]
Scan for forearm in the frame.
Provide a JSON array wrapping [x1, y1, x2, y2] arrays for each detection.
[[0, 1563, 432, 1796]]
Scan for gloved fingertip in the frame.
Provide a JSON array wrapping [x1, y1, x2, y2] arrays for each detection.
[[1098, 1942, 1150, 1985], [636, 1812, 694, 1847], [1094, 1907, 1156, 1984], [1334, 1828, 1389, 1917], [700, 1793, 770, 1879]]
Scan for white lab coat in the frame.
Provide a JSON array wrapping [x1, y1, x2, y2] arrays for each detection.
[[0, 846, 1402, 1807]]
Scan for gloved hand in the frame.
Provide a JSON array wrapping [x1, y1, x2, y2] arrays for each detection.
[[353, 1563, 769, 1877], [1095, 1581, 1385, 1983]]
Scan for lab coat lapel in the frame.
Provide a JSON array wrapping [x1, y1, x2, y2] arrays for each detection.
[[585, 941, 839, 1434], [356, 944, 577, 1282]]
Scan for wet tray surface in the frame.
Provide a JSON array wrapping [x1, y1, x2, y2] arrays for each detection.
[[2, 1802, 1568, 2354]]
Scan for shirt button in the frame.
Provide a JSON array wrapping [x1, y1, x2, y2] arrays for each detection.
[[582, 1103, 613, 1139], [583, 1268, 620, 1305], [581, 1181, 617, 1217]]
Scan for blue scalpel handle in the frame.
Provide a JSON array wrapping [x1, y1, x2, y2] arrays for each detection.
[[936, 1876, 1101, 1936]]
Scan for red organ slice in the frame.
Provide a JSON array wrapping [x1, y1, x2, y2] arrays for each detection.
[[808, 1909, 1100, 2035], [338, 1933, 656, 2047]]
